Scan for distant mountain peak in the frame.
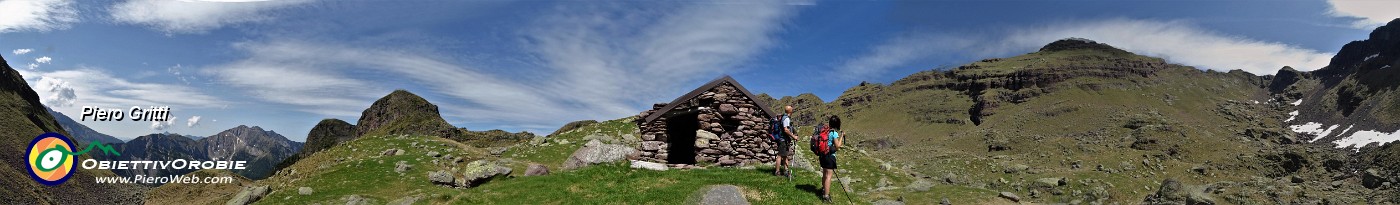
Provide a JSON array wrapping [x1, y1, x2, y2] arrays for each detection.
[[1039, 37, 1127, 53]]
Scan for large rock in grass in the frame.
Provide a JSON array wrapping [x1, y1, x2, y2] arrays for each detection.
[[1142, 179, 1214, 204], [226, 185, 269, 205], [562, 140, 638, 170], [699, 185, 750, 205], [460, 160, 513, 188], [428, 170, 455, 186], [525, 163, 550, 176]]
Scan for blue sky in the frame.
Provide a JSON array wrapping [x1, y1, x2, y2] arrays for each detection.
[[1, 0, 1396, 141]]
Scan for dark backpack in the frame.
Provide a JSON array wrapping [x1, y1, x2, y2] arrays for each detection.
[[810, 126, 833, 155], [769, 114, 788, 142]]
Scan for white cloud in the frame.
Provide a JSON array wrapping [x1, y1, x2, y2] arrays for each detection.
[[834, 34, 979, 81], [27, 63, 38, 70], [1326, 0, 1400, 28], [168, 64, 195, 84], [838, 19, 1333, 77], [110, 0, 315, 34], [525, 1, 798, 117], [23, 68, 224, 110], [0, 0, 78, 33], [206, 2, 800, 132], [13, 48, 33, 55], [35, 56, 52, 64], [187, 115, 201, 127], [34, 76, 76, 107], [151, 116, 175, 131]]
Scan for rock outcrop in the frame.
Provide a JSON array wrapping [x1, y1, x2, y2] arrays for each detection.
[[356, 90, 461, 139], [562, 140, 638, 170], [275, 118, 355, 171]]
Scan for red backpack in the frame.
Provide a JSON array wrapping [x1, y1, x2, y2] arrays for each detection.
[[809, 126, 833, 155]]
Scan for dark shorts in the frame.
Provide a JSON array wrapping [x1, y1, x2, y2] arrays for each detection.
[[819, 154, 838, 169], [776, 140, 791, 157]]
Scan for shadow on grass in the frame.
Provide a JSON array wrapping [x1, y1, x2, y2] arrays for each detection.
[[795, 184, 823, 198]]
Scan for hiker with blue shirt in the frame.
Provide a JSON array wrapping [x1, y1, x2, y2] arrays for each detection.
[[811, 115, 843, 203]]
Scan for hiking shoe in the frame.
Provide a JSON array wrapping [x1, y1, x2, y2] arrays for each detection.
[[821, 195, 832, 203]]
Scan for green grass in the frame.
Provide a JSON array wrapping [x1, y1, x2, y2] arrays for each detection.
[[503, 117, 639, 173], [253, 134, 489, 204], [458, 163, 835, 204]]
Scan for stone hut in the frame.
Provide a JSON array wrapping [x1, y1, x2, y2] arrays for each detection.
[[635, 75, 779, 166]]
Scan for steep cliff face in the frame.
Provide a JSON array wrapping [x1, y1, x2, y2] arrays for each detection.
[[0, 54, 148, 204], [1274, 19, 1400, 148]]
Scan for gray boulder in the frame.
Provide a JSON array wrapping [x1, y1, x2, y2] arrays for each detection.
[[699, 185, 750, 205], [562, 141, 638, 170], [1143, 178, 1214, 205], [298, 187, 313, 195], [428, 170, 455, 186], [525, 163, 550, 176], [460, 160, 512, 188], [381, 148, 405, 156], [394, 161, 412, 173], [225, 185, 269, 205], [998, 192, 1020, 202], [343, 195, 373, 205], [907, 179, 934, 192]]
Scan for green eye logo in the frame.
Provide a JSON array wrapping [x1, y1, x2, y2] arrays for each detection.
[[25, 132, 120, 186]]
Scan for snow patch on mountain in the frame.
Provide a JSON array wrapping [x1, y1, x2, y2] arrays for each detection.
[[1333, 129, 1400, 148]]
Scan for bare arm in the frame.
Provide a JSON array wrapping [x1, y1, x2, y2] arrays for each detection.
[[835, 131, 843, 149]]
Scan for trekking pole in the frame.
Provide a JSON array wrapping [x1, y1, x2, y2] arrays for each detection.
[[836, 177, 854, 205]]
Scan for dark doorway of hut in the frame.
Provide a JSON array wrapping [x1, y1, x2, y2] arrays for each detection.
[[665, 112, 699, 164]]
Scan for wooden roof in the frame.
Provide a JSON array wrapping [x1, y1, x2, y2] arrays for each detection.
[[642, 75, 776, 123]]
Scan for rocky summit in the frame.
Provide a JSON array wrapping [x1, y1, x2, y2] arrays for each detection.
[[355, 90, 461, 139]]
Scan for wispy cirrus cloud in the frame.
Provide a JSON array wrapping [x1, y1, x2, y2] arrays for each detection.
[[526, 1, 800, 118], [21, 67, 225, 110], [13, 48, 34, 55], [836, 19, 1333, 77], [205, 1, 803, 132], [1325, 0, 1400, 29], [0, 0, 77, 33], [110, 0, 316, 34]]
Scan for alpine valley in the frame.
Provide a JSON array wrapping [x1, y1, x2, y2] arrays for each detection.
[[2, 18, 1399, 205]]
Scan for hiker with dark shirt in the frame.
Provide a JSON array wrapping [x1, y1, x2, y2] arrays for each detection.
[[815, 115, 843, 203]]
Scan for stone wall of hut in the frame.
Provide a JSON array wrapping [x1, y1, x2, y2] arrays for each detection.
[[635, 83, 776, 166]]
